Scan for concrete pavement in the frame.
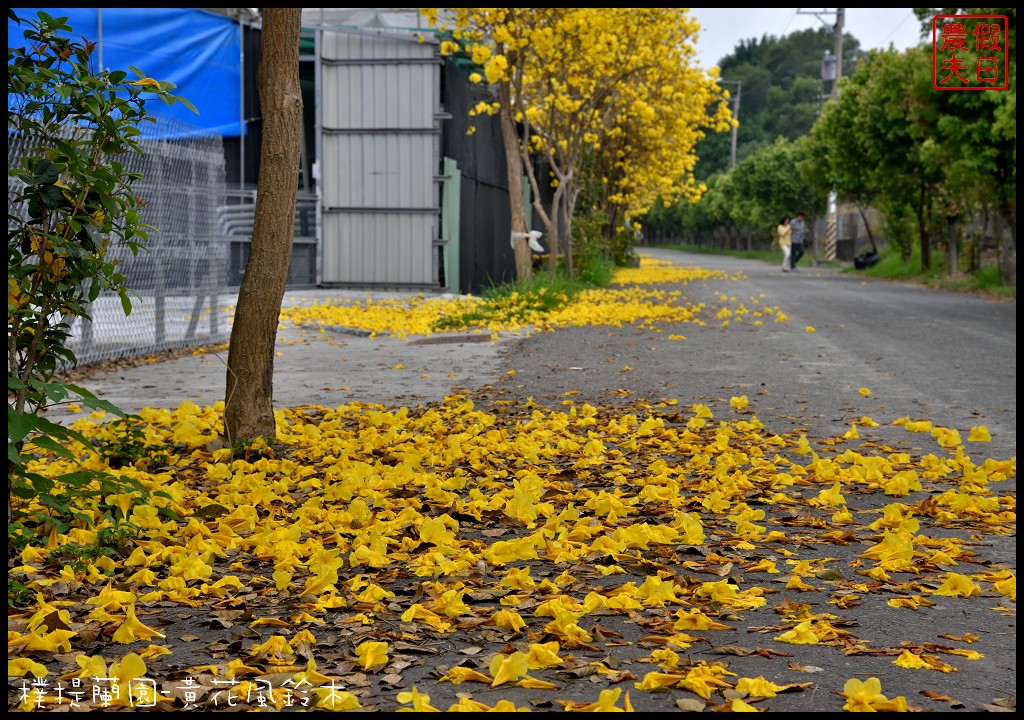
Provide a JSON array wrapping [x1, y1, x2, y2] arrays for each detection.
[[44, 289, 522, 426]]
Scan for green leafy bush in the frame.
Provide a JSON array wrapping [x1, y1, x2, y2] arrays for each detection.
[[7, 10, 195, 550]]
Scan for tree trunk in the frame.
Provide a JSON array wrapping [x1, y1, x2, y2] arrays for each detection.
[[947, 217, 958, 275], [998, 199, 1016, 286], [918, 191, 932, 271], [561, 188, 576, 277], [544, 180, 565, 274], [224, 8, 302, 445], [498, 87, 532, 281]]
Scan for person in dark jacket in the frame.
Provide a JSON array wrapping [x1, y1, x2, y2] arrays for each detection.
[[789, 212, 807, 271]]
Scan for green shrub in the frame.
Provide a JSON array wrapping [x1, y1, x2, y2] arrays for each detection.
[[7, 11, 194, 577]]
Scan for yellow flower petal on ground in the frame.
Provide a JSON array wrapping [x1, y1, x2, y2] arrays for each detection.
[[490, 651, 529, 687], [810, 481, 846, 508], [250, 634, 295, 661], [168, 552, 213, 581], [892, 650, 934, 670], [745, 558, 779, 574], [355, 640, 389, 670], [841, 677, 909, 712], [993, 576, 1015, 602], [561, 687, 626, 711], [730, 395, 749, 410], [447, 697, 493, 711], [290, 629, 317, 647], [726, 698, 761, 711], [273, 570, 293, 591], [932, 572, 982, 598], [312, 685, 363, 711], [111, 606, 166, 644], [292, 659, 333, 687], [440, 666, 493, 684], [893, 651, 958, 672], [517, 675, 558, 689], [887, 595, 935, 610], [967, 425, 992, 442], [396, 686, 440, 711], [735, 676, 785, 698], [137, 644, 173, 660], [944, 648, 984, 660], [931, 426, 962, 448], [525, 641, 564, 669], [290, 611, 326, 625], [499, 566, 536, 589], [785, 575, 818, 592], [9, 658, 49, 678], [679, 663, 735, 699], [85, 582, 137, 611], [649, 648, 680, 670], [672, 608, 733, 631], [635, 671, 686, 690], [225, 658, 262, 678], [774, 620, 819, 645], [486, 608, 527, 632], [841, 677, 887, 711]]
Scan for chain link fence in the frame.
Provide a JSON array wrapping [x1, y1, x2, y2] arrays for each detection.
[[9, 115, 231, 367]]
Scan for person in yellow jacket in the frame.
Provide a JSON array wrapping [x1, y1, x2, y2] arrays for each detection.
[[776, 216, 792, 273]]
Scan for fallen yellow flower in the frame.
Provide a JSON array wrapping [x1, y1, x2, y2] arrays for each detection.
[[774, 620, 819, 645], [932, 572, 982, 598], [111, 605, 166, 644]]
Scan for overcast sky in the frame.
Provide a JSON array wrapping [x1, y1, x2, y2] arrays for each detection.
[[690, 8, 929, 68]]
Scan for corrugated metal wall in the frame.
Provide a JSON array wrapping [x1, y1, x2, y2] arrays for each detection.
[[319, 29, 442, 287]]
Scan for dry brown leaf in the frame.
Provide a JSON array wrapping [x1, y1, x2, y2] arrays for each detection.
[[982, 704, 1016, 712], [556, 664, 601, 679], [391, 640, 441, 654], [711, 645, 759, 656], [920, 690, 964, 708], [676, 698, 707, 711], [74, 621, 104, 644]]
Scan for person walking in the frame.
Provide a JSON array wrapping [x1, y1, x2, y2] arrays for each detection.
[[790, 211, 807, 271], [776, 216, 792, 273]]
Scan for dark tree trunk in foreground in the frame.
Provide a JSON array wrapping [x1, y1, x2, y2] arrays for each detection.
[[224, 8, 302, 444]]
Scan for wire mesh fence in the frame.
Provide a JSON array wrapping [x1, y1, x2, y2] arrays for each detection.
[[8, 114, 231, 367]]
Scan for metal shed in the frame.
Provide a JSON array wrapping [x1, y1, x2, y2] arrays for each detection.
[[309, 10, 447, 289]]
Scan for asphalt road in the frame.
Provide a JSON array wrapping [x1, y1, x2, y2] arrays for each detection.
[[498, 247, 1015, 459]]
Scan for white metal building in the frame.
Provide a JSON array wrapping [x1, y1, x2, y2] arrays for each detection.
[[304, 9, 452, 290]]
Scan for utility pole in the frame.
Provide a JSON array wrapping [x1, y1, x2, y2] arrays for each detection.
[[799, 8, 844, 261], [832, 8, 844, 99], [799, 8, 845, 98], [718, 79, 742, 170]]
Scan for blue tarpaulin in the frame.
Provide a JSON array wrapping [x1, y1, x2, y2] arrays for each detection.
[[9, 7, 243, 137]]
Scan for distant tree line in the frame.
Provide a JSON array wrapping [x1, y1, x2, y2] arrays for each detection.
[[643, 8, 1016, 285]]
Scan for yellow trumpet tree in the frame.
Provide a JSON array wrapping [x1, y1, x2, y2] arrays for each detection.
[[423, 8, 732, 278]]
